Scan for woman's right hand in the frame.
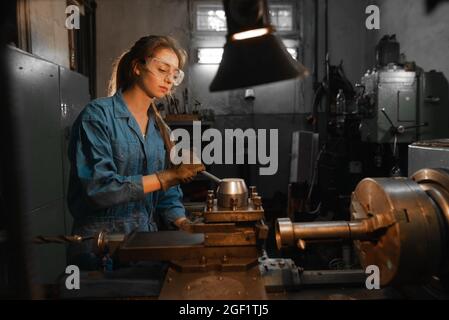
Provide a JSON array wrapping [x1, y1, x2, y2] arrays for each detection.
[[156, 153, 205, 191]]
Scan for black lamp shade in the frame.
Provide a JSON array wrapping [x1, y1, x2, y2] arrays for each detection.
[[210, 33, 303, 92], [209, 0, 306, 92], [224, 0, 269, 35]]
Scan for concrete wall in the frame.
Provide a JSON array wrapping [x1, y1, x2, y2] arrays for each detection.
[[29, 0, 70, 68], [96, 0, 190, 97], [374, 0, 449, 78], [323, 0, 449, 82], [327, 0, 374, 83], [301, 0, 317, 114], [189, 65, 305, 115], [312, 0, 376, 85]]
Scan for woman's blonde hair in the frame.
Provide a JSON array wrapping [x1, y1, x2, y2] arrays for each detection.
[[108, 35, 187, 96]]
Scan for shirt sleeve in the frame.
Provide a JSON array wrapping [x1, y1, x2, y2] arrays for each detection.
[[70, 111, 145, 209], [155, 185, 186, 226]]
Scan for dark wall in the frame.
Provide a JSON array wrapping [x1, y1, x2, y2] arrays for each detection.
[[374, 0, 449, 78]]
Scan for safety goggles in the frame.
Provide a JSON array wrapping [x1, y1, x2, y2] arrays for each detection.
[[144, 56, 184, 86]]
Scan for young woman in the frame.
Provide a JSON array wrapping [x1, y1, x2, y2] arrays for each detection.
[[67, 35, 204, 269]]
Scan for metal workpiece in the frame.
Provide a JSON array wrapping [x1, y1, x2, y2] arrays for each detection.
[[276, 217, 387, 250], [276, 169, 449, 287], [216, 178, 249, 209]]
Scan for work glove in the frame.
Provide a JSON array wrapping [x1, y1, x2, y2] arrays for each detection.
[[176, 218, 195, 233], [156, 149, 205, 191]]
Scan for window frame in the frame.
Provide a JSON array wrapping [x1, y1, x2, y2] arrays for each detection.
[[189, 0, 303, 67], [190, 0, 300, 36], [190, 0, 228, 37]]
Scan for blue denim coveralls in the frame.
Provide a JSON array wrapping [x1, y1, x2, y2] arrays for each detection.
[[67, 90, 185, 269]]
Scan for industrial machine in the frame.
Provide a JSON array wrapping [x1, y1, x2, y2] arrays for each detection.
[[295, 35, 449, 290], [277, 168, 449, 288], [120, 179, 269, 299], [358, 66, 449, 144], [44, 178, 270, 299], [303, 35, 449, 226], [35, 168, 449, 298], [358, 34, 449, 144], [37, 177, 367, 299]]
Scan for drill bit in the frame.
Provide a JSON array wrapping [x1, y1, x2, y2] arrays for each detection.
[[33, 235, 94, 244]]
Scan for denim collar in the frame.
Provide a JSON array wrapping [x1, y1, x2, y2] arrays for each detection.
[[113, 90, 132, 119]]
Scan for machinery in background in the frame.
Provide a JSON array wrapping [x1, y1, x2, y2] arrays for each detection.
[[304, 35, 449, 223], [356, 61, 449, 179], [358, 66, 449, 144], [279, 141, 449, 296], [288, 35, 449, 275], [357, 34, 449, 168], [277, 167, 449, 289]]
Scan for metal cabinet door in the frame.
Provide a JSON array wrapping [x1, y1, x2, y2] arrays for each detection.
[[7, 47, 63, 210], [377, 71, 417, 143], [7, 46, 66, 284], [59, 66, 90, 235]]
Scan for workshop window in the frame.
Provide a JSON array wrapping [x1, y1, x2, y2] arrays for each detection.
[[269, 4, 293, 31], [196, 4, 227, 32], [194, 2, 295, 33]]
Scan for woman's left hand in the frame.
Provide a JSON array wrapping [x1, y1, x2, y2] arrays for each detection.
[[174, 217, 194, 232]]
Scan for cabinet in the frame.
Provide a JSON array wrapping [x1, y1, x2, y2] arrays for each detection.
[[7, 46, 90, 284]]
